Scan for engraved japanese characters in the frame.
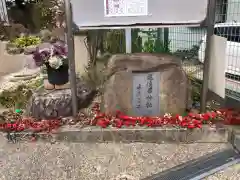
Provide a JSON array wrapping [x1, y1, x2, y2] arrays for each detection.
[[132, 72, 160, 116]]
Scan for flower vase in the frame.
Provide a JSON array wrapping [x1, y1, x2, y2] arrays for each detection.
[[46, 63, 69, 85]]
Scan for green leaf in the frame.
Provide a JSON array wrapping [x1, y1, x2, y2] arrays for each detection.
[[15, 109, 22, 113], [182, 112, 188, 117], [115, 104, 121, 110]]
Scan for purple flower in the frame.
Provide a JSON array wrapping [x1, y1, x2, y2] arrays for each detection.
[[33, 42, 67, 67]]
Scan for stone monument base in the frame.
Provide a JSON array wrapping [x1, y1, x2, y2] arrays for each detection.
[[26, 80, 95, 120]]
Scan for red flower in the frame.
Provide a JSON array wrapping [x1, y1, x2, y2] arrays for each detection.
[[17, 124, 25, 131], [123, 120, 135, 126], [6, 123, 12, 129], [114, 119, 123, 128], [210, 112, 217, 118], [12, 123, 17, 130], [188, 113, 196, 118], [97, 119, 110, 128], [202, 114, 210, 121], [187, 124, 196, 129]]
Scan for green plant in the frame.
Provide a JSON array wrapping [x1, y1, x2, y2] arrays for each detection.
[[142, 38, 155, 53], [85, 30, 104, 67], [187, 70, 202, 103], [6, 0, 60, 31], [103, 30, 125, 54], [0, 78, 42, 108], [132, 29, 142, 53], [174, 44, 201, 61], [142, 37, 171, 53], [141, 29, 171, 53], [0, 85, 32, 108], [0, 23, 29, 41], [33, 0, 56, 29], [81, 62, 108, 93], [12, 36, 41, 48]]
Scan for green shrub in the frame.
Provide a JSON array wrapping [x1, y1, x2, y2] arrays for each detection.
[[0, 78, 42, 109], [103, 30, 126, 54], [81, 61, 109, 94], [12, 36, 41, 48]]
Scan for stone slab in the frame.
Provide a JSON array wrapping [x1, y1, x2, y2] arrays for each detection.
[[7, 125, 228, 143], [233, 134, 240, 152]]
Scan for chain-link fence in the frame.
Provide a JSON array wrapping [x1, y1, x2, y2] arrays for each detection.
[[102, 0, 240, 105], [166, 0, 240, 102]]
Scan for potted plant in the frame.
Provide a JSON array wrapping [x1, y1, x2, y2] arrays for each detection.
[[32, 41, 69, 89]]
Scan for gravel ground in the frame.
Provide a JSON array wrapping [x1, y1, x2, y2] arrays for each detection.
[[0, 135, 238, 180], [206, 164, 240, 180]]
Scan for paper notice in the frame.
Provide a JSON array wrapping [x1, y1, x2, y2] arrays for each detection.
[[104, 0, 148, 17]]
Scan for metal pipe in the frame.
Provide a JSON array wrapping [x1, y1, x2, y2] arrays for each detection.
[[200, 0, 217, 112], [64, 0, 78, 117], [125, 28, 132, 53]]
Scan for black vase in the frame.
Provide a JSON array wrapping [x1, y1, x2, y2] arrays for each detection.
[[46, 63, 69, 85]]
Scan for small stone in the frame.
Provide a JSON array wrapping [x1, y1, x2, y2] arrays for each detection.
[[39, 29, 52, 42], [37, 42, 53, 51], [24, 45, 37, 55], [50, 138, 57, 144], [7, 46, 23, 54]]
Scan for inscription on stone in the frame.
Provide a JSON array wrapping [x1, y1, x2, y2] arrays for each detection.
[[132, 72, 160, 116]]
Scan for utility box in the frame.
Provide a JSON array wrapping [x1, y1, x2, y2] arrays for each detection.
[[71, 0, 209, 29]]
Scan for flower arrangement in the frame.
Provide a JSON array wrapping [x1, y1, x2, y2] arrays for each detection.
[[33, 41, 68, 69]]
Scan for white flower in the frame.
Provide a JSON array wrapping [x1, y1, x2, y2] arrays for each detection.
[[48, 56, 63, 69], [164, 113, 172, 118]]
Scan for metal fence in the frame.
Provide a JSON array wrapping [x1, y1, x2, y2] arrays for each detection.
[[165, 0, 240, 102], [102, 0, 240, 107]]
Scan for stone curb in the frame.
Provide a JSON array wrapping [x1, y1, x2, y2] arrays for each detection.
[[9, 125, 229, 143], [229, 126, 240, 152], [232, 134, 240, 151]]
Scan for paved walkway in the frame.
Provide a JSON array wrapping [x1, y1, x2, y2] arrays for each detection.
[[0, 135, 238, 180]]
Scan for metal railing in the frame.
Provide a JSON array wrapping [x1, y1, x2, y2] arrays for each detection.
[[100, 0, 240, 108]]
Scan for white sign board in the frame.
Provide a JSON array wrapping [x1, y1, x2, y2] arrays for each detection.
[[104, 0, 148, 17], [71, 0, 209, 29]]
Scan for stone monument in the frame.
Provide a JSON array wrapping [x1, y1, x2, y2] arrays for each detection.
[[102, 53, 192, 116]]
